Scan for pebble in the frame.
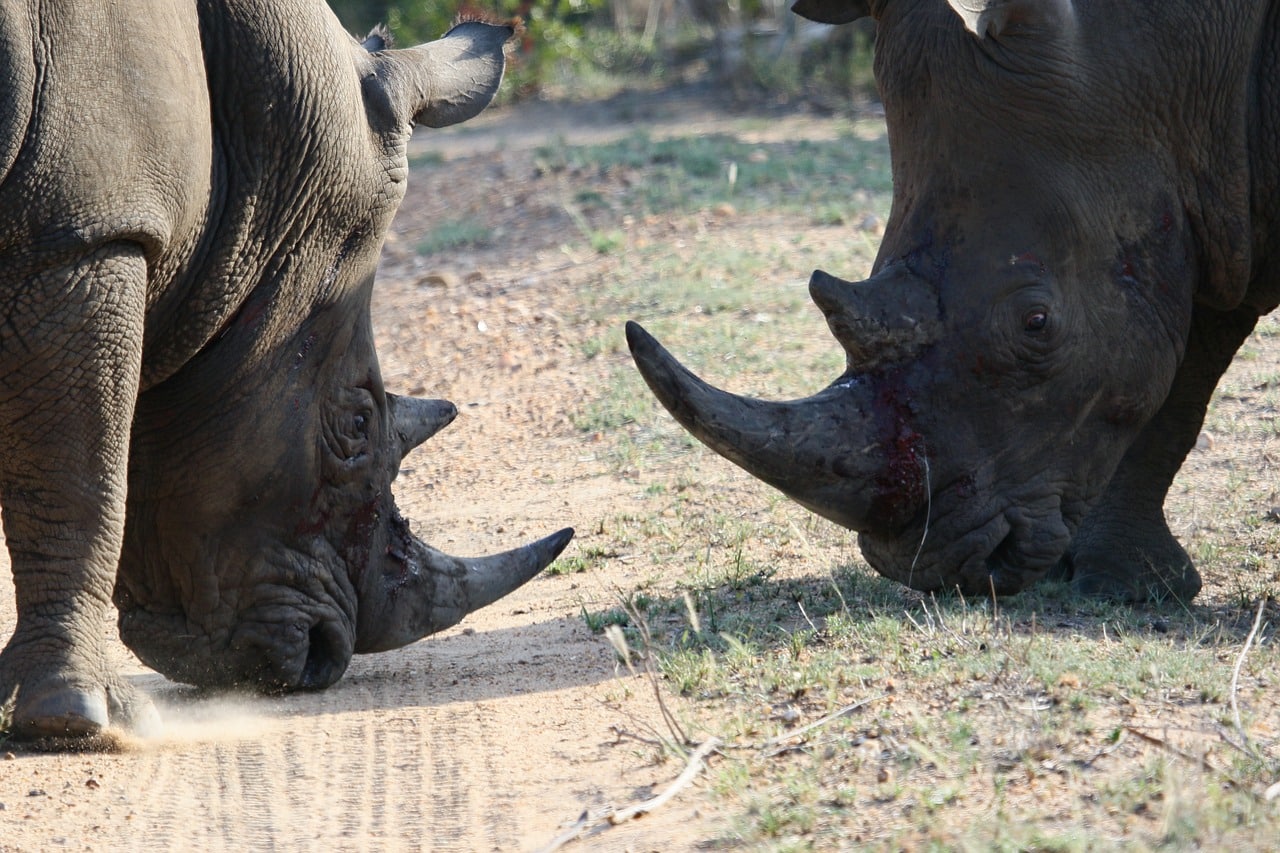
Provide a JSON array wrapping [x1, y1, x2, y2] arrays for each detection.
[[418, 271, 459, 289], [858, 214, 883, 235]]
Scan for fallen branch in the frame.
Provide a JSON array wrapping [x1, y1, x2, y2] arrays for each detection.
[[763, 694, 886, 751], [609, 736, 721, 824], [609, 725, 665, 748], [1124, 725, 1227, 780], [1230, 597, 1268, 758], [536, 736, 722, 852], [538, 811, 589, 853]]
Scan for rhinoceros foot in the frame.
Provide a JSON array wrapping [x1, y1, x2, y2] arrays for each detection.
[[1058, 517, 1202, 604], [0, 646, 160, 741]]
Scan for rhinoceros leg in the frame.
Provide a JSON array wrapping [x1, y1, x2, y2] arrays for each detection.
[[1062, 304, 1261, 602], [0, 247, 158, 738]]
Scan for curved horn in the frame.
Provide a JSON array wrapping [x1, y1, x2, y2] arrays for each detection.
[[809, 268, 941, 371], [363, 21, 511, 131], [387, 393, 457, 458], [355, 525, 574, 653], [627, 321, 914, 531]]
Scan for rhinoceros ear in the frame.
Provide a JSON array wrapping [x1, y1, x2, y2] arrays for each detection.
[[946, 0, 1075, 39], [365, 20, 511, 131], [791, 0, 873, 25]]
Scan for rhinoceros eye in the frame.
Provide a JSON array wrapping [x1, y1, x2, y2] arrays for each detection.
[[321, 386, 382, 472], [330, 406, 373, 462], [1023, 309, 1049, 334]]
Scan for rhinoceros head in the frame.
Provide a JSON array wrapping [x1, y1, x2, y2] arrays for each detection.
[[112, 20, 571, 691], [631, 0, 1249, 594]]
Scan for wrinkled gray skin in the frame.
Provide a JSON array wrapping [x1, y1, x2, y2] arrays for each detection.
[[0, 1, 572, 740], [628, 0, 1279, 603]]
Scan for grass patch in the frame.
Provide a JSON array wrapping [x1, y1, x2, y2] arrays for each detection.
[[416, 218, 490, 255], [546, 544, 615, 576], [612, 561, 1280, 849], [533, 127, 892, 221]]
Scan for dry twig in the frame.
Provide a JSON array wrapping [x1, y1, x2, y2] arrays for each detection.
[[1124, 725, 1225, 780], [609, 736, 721, 824], [536, 736, 722, 852], [763, 694, 886, 751], [1230, 597, 1268, 757]]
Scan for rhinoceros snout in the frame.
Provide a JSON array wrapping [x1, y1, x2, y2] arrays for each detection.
[[232, 616, 353, 693], [296, 622, 349, 691]]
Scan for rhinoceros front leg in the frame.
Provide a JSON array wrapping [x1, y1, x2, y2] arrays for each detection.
[[0, 245, 158, 738], [1062, 304, 1260, 603]]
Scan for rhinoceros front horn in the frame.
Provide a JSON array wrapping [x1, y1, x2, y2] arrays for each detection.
[[626, 321, 890, 531], [355, 525, 574, 654]]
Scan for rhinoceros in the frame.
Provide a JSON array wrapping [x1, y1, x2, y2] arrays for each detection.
[[628, 0, 1279, 603], [0, 2, 572, 740]]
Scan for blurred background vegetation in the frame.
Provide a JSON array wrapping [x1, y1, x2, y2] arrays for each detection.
[[326, 0, 876, 107]]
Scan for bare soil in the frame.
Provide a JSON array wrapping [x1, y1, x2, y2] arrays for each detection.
[[2, 86, 1277, 851]]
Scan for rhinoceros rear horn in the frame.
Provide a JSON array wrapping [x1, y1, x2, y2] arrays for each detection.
[[355, 526, 575, 653], [367, 20, 512, 131], [809, 268, 941, 372], [387, 393, 457, 459]]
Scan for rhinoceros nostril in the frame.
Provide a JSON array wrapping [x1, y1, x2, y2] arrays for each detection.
[[298, 624, 345, 690], [984, 529, 1022, 594]]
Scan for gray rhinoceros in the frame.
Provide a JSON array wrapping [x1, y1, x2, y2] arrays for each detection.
[[628, 0, 1279, 602], [0, 1, 572, 739]]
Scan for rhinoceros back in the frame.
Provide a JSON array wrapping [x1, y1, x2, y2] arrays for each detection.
[[0, 2, 210, 282]]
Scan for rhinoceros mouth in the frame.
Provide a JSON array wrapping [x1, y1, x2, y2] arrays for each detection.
[[118, 602, 356, 692], [857, 493, 1073, 596], [227, 612, 355, 692], [116, 549, 360, 692]]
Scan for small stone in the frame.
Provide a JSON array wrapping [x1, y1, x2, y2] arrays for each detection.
[[858, 214, 883, 235], [876, 766, 892, 784], [712, 203, 736, 218], [1195, 431, 1215, 451], [418, 271, 459, 289]]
